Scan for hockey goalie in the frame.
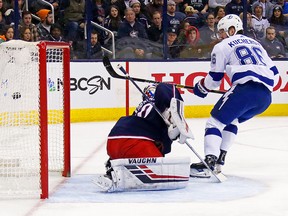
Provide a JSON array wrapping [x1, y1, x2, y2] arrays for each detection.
[[93, 83, 194, 192]]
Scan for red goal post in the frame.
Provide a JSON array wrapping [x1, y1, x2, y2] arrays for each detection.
[[0, 41, 71, 199]]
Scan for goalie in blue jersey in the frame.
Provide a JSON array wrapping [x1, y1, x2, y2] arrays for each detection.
[[190, 14, 280, 178]]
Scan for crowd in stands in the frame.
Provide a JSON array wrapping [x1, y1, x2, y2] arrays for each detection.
[[0, 0, 287, 59]]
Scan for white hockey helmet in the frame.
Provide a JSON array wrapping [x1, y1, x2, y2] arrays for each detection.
[[143, 84, 157, 100], [217, 14, 243, 37]]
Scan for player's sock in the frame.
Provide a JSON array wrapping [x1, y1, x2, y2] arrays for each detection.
[[190, 155, 217, 178]]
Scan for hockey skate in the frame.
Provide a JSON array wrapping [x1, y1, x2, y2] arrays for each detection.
[[190, 155, 217, 178]]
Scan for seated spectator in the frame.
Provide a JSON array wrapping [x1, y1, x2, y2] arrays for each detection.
[[49, 23, 65, 41], [0, 34, 5, 43], [260, 26, 286, 58], [276, 0, 288, 17], [62, 0, 85, 41], [116, 8, 151, 59], [2, 25, 13, 41], [239, 12, 260, 41], [252, 0, 274, 19], [225, 0, 250, 16], [117, 8, 148, 39], [214, 5, 225, 24], [36, 9, 53, 40], [147, 11, 162, 42], [183, 6, 205, 29], [177, 20, 190, 45], [19, 26, 32, 41], [157, 27, 180, 59], [268, 5, 288, 48], [146, 0, 163, 22], [251, 3, 270, 39], [130, 0, 150, 30], [179, 25, 207, 58], [18, 11, 39, 41], [103, 5, 122, 40], [4, 0, 25, 26], [166, 0, 186, 31]]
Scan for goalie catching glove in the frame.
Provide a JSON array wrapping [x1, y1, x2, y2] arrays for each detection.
[[194, 78, 210, 98]]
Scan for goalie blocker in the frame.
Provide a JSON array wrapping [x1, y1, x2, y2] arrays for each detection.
[[93, 157, 190, 192]]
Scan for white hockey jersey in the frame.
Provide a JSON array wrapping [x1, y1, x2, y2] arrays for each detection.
[[204, 34, 279, 92]]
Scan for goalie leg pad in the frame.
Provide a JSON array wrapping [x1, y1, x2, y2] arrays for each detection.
[[98, 157, 191, 192]]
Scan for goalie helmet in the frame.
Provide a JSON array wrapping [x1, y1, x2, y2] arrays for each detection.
[[217, 14, 243, 37], [142, 84, 157, 101]]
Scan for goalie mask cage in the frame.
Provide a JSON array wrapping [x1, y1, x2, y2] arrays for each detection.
[[0, 40, 70, 199]]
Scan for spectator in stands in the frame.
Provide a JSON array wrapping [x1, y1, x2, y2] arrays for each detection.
[[208, 0, 231, 12], [92, 0, 107, 26], [19, 26, 32, 41], [48, 23, 64, 41], [183, 6, 205, 29], [62, 0, 85, 41], [167, 0, 186, 31], [177, 20, 190, 45], [225, 0, 249, 16], [146, 0, 163, 22], [239, 12, 259, 41], [182, 0, 209, 15], [103, 5, 122, 45], [179, 25, 207, 58], [18, 11, 39, 41], [276, 0, 288, 17], [260, 26, 286, 58], [251, 3, 270, 39], [147, 11, 162, 42], [130, 0, 150, 30], [4, 0, 25, 26], [3, 24, 13, 40], [117, 8, 148, 39], [269, 5, 288, 47], [116, 8, 152, 59], [252, 0, 275, 19], [36, 9, 53, 40], [165, 27, 181, 59], [0, 34, 5, 43], [214, 5, 225, 24]]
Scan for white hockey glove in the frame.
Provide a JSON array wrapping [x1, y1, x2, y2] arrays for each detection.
[[168, 124, 180, 141]]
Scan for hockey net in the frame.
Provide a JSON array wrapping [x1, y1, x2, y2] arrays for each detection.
[[0, 40, 70, 199]]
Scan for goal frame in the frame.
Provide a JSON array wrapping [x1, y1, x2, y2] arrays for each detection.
[[38, 41, 71, 199]]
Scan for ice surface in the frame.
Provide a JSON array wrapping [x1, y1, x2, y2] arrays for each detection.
[[1, 117, 288, 216]]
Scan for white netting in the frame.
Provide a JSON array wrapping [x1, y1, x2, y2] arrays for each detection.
[[0, 40, 68, 198]]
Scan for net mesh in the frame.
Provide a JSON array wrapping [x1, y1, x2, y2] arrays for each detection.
[[0, 41, 67, 197]]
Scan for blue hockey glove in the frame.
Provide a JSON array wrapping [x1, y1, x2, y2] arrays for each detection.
[[193, 78, 209, 98]]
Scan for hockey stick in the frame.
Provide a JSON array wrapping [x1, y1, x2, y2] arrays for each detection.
[[102, 56, 226, 94], [115, 63, 226, 183]]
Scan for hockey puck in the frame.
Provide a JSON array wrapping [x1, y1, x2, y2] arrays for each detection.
[[12, 92, 21, 99]]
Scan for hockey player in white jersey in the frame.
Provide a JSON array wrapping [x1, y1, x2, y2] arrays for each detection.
[[190, 14, 280, 178]]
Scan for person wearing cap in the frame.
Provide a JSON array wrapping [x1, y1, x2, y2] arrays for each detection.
[[130, 0, 150, 30], [36, 9, 53, 40], [166, 27, 181, 59], [251, 0, 274, 19], [167, 0, 185, 31], [251, 3, 270, 39], [183, 5, 205, 29]]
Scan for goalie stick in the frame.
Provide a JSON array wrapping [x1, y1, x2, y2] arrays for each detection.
[[112, 62, 227, 183], [102, 56, 226, 94]]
